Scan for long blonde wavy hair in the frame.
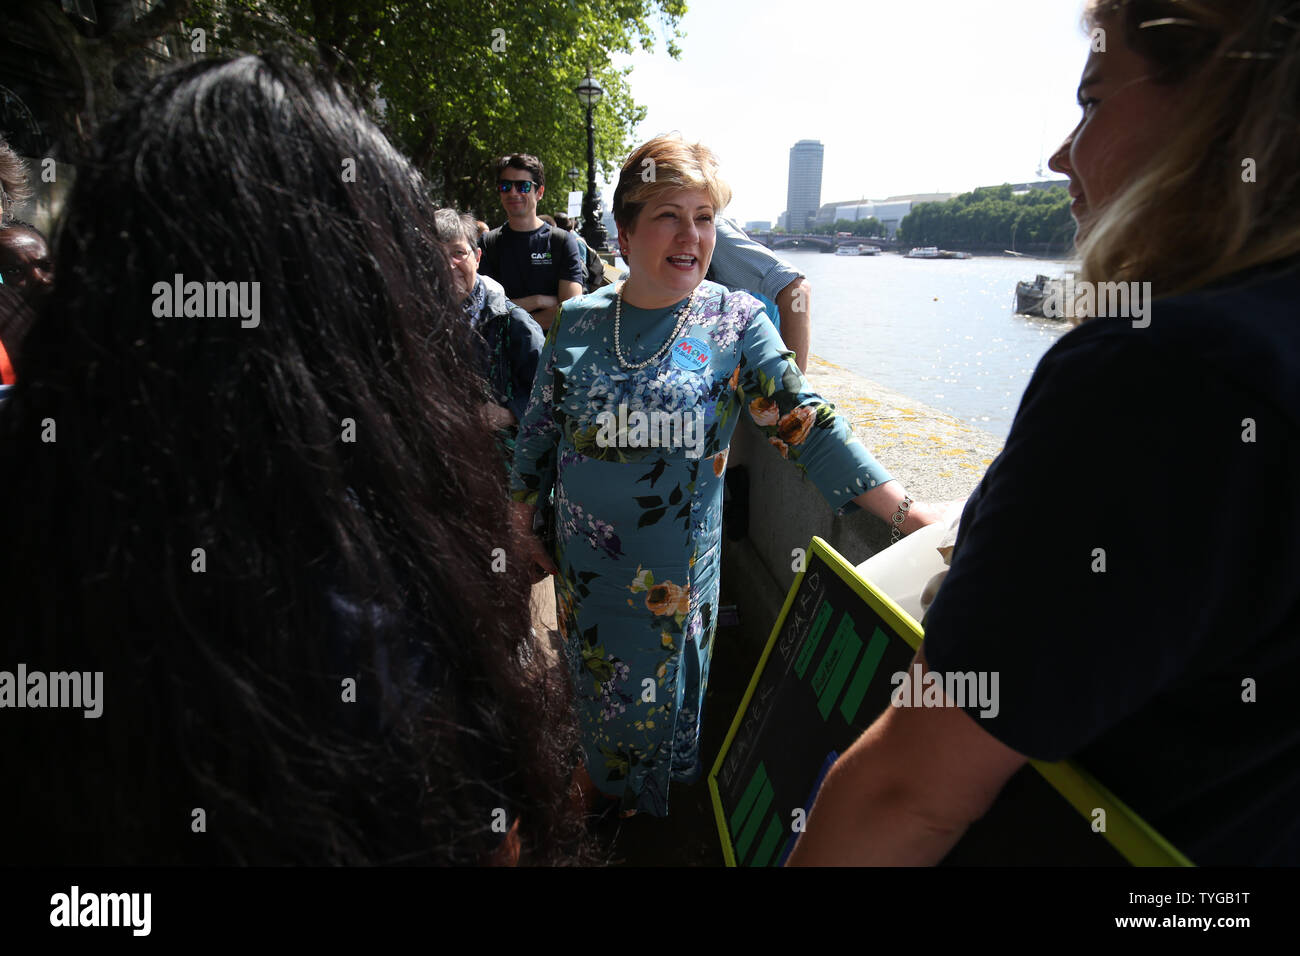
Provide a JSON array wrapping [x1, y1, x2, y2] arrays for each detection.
[[1077, 0, 1300, 298]]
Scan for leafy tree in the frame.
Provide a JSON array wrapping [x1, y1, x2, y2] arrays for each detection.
[[897, 185, 1074, 250], [815, 216, 883, 237], [184, 0, 686, 218], [16, 0, 686, 221], [850, 217, 883, 238], [11, 0, 199, 161]]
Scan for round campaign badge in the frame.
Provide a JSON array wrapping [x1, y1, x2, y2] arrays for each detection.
[[670, 336, 711, 373]]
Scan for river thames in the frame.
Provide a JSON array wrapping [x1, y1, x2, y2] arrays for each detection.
[[786, 250, 1075, 440], [608, 249, 1076, 441]]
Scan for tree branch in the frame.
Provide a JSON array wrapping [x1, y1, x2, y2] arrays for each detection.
[[112, 0, 196, 50], [28, 2, 96, 146]]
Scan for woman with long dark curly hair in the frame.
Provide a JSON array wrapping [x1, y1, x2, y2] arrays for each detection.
[[0, 55, 582, 865]]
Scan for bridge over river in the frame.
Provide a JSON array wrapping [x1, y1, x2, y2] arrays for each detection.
[[750, 232, 903, 253]]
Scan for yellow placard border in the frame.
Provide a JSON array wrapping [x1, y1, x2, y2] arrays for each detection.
[[708, 536, 1194, 867]]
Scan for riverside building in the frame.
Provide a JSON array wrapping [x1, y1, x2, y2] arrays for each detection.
[[785, 140, 824, 233]]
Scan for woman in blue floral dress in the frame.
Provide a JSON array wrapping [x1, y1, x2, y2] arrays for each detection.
[[510, 135, 939, 817]]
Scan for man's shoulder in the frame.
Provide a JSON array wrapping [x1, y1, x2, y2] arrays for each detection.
[[714, 216, 747, 239]]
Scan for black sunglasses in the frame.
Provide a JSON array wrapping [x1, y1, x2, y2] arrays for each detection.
[[498, 180, 537, 194]]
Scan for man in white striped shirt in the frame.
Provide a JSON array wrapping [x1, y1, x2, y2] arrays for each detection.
[[707, 217, 812, 371]]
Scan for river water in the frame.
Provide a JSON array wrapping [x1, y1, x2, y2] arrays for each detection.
[[787, 250, 1075, 440], [610, 249, 1076, 441]]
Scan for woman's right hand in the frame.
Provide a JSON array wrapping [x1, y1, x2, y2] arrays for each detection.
[[512, 502, 558, 582]]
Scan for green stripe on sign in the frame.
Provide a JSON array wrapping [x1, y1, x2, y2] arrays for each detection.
[[817, 617, 864, 720], [794, 601, 834, 679], [729, 762, 769, 838], [735, 781, 775, 863], [812, 614, 858, 696], [810, 613, 845, 696], [839, 626, 891, 725], [750, 814, 787, 868]]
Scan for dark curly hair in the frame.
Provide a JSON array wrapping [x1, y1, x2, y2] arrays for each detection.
[[0, 55, 584, 865], [495, 153, 545, 188]]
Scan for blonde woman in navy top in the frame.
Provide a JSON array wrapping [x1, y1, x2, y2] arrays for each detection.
[[792, 0, 1300, 866]]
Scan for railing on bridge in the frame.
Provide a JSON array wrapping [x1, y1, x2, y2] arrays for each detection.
[[751, 232, 899, 252]]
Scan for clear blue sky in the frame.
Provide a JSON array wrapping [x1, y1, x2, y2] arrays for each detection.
[[607, 0, 1092, 224]]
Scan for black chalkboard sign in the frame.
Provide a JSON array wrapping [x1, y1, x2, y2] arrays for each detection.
[[707, 536, 1192, 866]]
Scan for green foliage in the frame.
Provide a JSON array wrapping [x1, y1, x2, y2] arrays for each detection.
[[896, 185, 1075, 250], [813, 216, 884, 237], [182, 0, 686, 219]]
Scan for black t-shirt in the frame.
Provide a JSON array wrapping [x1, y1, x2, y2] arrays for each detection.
[[478, 222, 584, 301], [924, 261, 1300, 865]]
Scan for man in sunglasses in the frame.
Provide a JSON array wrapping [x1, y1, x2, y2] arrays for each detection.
[[478, 154, 584, 331]]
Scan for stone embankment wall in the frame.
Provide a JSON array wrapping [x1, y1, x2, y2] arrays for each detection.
[[721, 354, 1006, 646]]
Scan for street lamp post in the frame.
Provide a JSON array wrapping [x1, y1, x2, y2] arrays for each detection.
[[575, 70, 607, 251]]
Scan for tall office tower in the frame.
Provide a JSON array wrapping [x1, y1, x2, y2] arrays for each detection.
[[786, 140, 824, 233]]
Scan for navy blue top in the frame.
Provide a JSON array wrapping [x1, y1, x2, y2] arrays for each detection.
[[924, 261, 1300, 865], [479, 222, 584, 302]]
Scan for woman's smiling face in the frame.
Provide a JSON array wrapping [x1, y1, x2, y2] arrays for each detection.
[[621, 187, 716, 306], [1048, 15, 1185, 237]]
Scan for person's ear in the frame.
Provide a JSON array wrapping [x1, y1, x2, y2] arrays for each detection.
[[474, 247, 482, 265], [536, 184, 544, 202]]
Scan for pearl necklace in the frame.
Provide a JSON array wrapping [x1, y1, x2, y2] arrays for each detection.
[[613, 286, 697, 371]]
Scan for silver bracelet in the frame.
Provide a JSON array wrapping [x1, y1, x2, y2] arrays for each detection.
[[889, 495, 913, 545]]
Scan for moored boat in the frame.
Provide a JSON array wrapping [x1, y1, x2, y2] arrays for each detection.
[[906, 247, 970, 259], [1014, 273, 1066, 318]]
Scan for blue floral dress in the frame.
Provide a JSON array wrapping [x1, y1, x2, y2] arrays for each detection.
[[510, 281, 892, 816]]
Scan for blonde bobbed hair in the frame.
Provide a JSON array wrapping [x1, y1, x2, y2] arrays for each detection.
[[1076, 0, 1300, 304], [612, 134, 733, 238]]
